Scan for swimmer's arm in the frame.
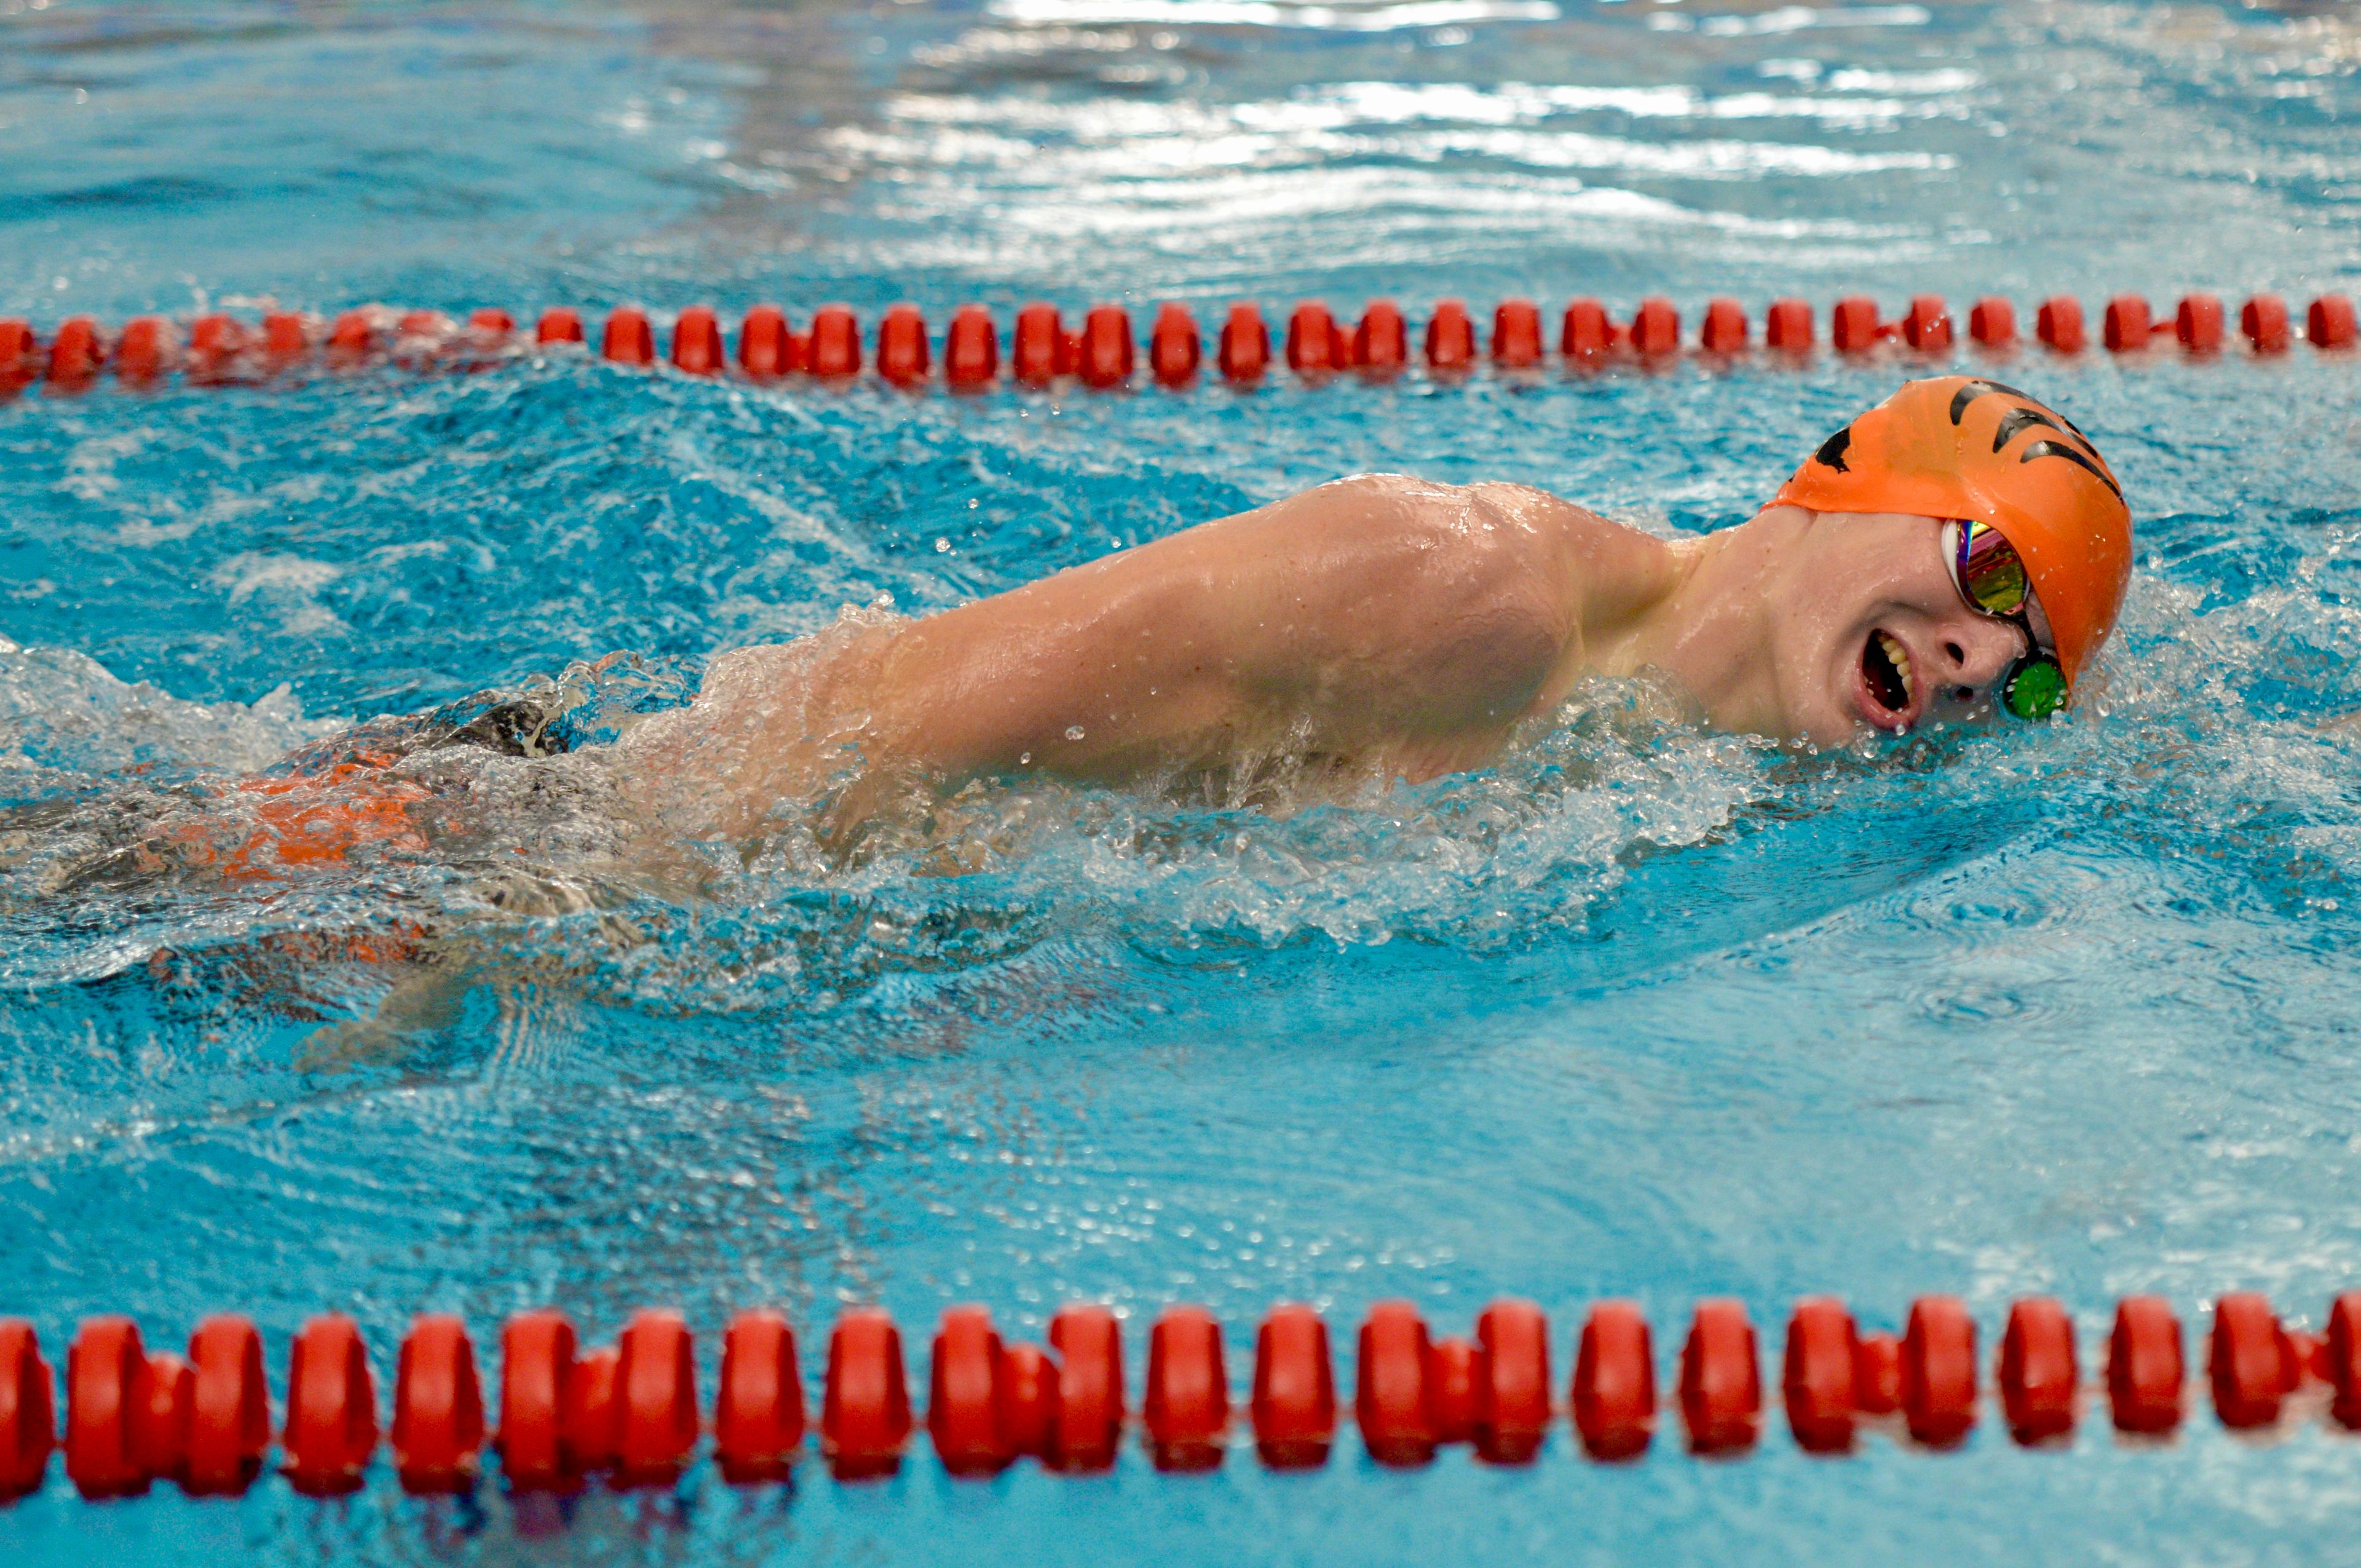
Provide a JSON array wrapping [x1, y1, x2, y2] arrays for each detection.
[[862, 475, 1620, 784]]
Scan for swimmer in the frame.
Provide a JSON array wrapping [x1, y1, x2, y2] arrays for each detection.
[[9, 374, 2130, 1055], [631, 376, 2132, 842], [23, 374, 2131, 895]]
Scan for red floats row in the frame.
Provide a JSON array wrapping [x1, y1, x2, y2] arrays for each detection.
[[2, 290, 2355, 396], [368, 291, 2361, 377], [2, 1291, 2359, 1501]]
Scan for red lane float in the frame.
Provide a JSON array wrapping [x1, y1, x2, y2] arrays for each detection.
[[1077, 304, 1133, 389], [999, 1342, 1058, 1462], [116, 316, 173, 381], [138, 1351, 190, 1483], [1969, 296, 2015, 349], [822, 1309, 910, 1479], [2038, 296, 2086, 354], [929, 1306, 1010, 1476], [1149, 303, 1200, 385], [1560, 297, 1612, 359], [1143, 1305, 1227, 1471], [1492, 298, 1543, 367], [7, 1288, 2361, 1502], [1474, 1299, 1551, 1463], [2103, 295, 2153, 353], [1575, 1301, 1655, 1460], [184, 1315, 269, 1497], [1014, 301, 1066, 385], [1832, 295, 1881, 354], [1047, 1304, 1123, 1471], [394, 310, 448, 368], [1286, 301, 1345, 374], [392, 1315, 484, 1492], [2109, 1296, 2185, 1435], [566, 1345, 620, 1473], [2329, 1293, 2361, 1428], [1250, 1304, 1335, 1468], [47, 317, 104, 386], [600, 307, 653, 366], [1781, 1297, 1856, 1454], [1765, 297, 1813, 352], [1425, 298, 1475, 371], [809, 306, 860, 378], [614, 1310, 696, 1486], [2243, 294, 2292, 354], [0, 1323, 55, 1499], [496, 1309, 575, 1491], [1355, 300, 1407, 373], [2208, 1293, 2293, 1430], [1426, 1335, 1480, 1444], [326, 309, 378, 362], [0, 317, 39, 385], [1999, 1297, 2078, 1444], [186, 313, 248, 383], [2312, 293, 2359, 349], [2178, 293, 2225, 354], [1355, 1301, 1434, 1466], [739, 304, 801, 378], [284, 1314, 376, 1495], [1218, 302, 1270, 382], [946, 303, 1000, 389], [10, 289, 2350, 398], [1629, 297, 1679, 359], [1901, 1296, 1976, 1447], [1699, 298, 1746, 355], [671, 306, 724, 376], [1680, 1300, 1761, 1455], [1902, 295, 1951, 352], [716, 1310, 802, 1481], [876, 303, 929, 387], [66, 1318, 149, 1498]]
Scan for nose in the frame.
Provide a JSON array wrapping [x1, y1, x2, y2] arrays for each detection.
[[1937, 612, 2028, 700]]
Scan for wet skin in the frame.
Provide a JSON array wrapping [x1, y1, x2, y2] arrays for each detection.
[[652, 473, 2038, 835]]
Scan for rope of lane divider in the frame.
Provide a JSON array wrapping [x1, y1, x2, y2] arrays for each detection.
[[0, 1289, 2356, 1502], [0, 290, 2355, 398]]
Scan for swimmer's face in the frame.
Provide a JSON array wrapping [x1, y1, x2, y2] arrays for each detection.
[[1767, 509, 2033, 744]]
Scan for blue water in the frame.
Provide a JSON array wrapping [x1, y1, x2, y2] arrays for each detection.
[[3, 0, 2361, 1561]]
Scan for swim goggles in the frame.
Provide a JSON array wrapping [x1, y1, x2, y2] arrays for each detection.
[[1944, 519, 2067, 719]]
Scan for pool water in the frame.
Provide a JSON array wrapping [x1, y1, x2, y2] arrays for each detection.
[[3, 0, 2361, 1560]]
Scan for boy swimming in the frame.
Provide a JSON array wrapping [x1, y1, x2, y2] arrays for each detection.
[[17, 373, 2132, 898], [5, 373, 2130, 1051], [623, 374, 2132, 844]]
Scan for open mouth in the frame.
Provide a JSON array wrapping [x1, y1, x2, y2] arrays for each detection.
[[1858, 628, 1915, 727]]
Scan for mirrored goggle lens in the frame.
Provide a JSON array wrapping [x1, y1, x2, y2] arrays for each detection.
[[1955, 521, 2030, 617], [2003, 655, 2066, 719]]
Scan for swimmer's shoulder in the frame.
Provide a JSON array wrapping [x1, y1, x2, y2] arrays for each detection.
[[1286, 472, 1600, 535]]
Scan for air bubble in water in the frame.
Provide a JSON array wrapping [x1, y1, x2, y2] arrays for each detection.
[[1065, 726, 1086, 741]]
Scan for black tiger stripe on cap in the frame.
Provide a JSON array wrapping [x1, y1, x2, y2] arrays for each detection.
[[1947, 378, 2038, 425], [2018, 438, 2124, 499], [1813, 426, 1853, 472], [1949, 378, 2119, 497]]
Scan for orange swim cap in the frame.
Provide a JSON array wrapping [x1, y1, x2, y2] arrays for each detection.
[[1773, 377, 2132, 691]]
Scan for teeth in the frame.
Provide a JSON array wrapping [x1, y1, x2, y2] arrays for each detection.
[[1878, 631, 1912, 707]]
